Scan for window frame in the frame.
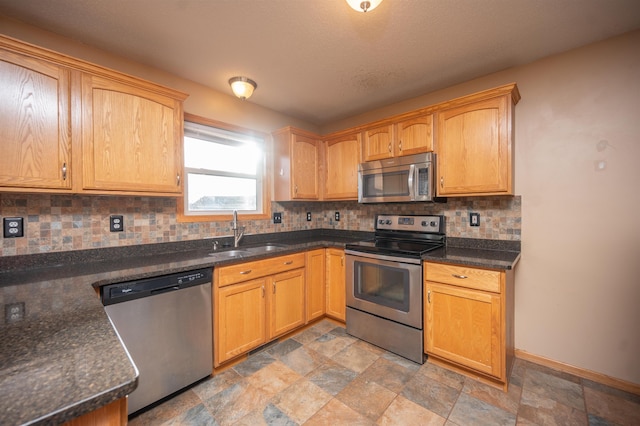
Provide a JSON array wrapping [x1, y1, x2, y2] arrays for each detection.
[[177, 113, 271, 223]]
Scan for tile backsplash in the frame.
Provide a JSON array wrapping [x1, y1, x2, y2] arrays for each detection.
[[0, 194, 520, 257]]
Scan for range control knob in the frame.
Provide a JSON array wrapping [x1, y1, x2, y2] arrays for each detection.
[[421, 221, 428, 226], [430, 221, 437, 227], [385, 220, 392, 225]]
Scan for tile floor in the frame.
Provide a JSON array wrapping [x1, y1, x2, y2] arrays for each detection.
[[129, 320, 640, 425]]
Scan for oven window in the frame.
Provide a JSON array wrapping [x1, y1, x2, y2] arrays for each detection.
[[362, 170, 410, 197], [354, 261, 410, 312]]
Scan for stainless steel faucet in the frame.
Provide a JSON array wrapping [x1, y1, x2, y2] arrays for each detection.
[[231, 210, 245, 248]]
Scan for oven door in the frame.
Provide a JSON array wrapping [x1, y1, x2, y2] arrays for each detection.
[[345, 251, 423, 329]]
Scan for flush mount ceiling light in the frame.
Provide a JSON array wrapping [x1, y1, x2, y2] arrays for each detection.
[[346, 0, 383, 12], [228, 76, 257, 100]]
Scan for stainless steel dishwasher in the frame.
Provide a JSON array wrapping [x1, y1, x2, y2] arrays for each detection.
[[101, 268, 213, 415]]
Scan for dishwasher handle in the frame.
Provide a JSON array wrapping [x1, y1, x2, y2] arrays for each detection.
[[151, 285, 180, 295]]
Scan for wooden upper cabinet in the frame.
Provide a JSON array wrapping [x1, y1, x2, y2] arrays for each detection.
[[272, 127, 321, 201], [436, 84, 519, 196], [396, 113, 434, 156], [0, 47, 72, 191], [81, 74, 185, 195], [323, 132, 361, 200], [362, 113, 433, 162]]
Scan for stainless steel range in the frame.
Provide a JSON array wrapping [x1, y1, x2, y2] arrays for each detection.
[[345, 214, 445, 363]]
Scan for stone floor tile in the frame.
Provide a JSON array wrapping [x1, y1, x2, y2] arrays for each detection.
[[377, 395, 446, 426], [266, 338, 303, 359], [462, 377, 522, 414], [509, 357, 527, 388], [584, 385, 640, 426], [583, 379, 640, 404], [381, 351, 423, 371], [522, 359, 582, 384], [232, 351, 276, 377], [400, 370, 460, 418], [129, 388, 201, 425], [306, 332, 355, 358], [192, 369, 242, 401], [202, 381, 271, 426], [305, 398, 374, 426], [448, 392, 516, 426], [517, 387, 588, 426], [332, 341, 380, 373], [307, 360, 358, 395], [279, 346, 329, 376], [160, 403, 218, 426], [418, 362, 466, 391], [233, 402, 297, 426], [350, 338, 388, 356], [291, 327, 324, 345], [523, 367, 586, 411], [360, 357, 418, 393], [271, 379, 333, 424], [245, 360, 302, 396], [337, 376, 398, 420]]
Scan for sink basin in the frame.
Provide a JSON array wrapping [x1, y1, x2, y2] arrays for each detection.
[[247, 244, 288, 253], [208, 249, 251, 258]]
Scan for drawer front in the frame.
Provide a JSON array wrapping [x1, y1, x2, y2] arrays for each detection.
[[425, 262, 501, 293], [218, 253, 305, 287]]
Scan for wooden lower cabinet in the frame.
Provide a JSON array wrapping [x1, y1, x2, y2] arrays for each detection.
[[325, 248, 346, 321], [305, 249, 326, 322], [62, 397, 127, 425], [214, 253, 306, 366], [424, 262, 514, 390]]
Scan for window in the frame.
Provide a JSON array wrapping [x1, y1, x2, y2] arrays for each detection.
[[181, 116, 269, 219]]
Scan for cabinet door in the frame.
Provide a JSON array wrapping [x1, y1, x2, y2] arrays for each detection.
[[324, 133, 361, 199], [425, 281, 502, 377], [81, 74, 183, 194], [216, 279, 266, 365], [305, 249, 326, 322], [396, 113, 433, 156], [437, 95, 512, 196], [326, 248, 346, 321], [291, 133, 320, 199], [362, 123, 394, 161], [269, 268, 305, 338], [0, 49, 71, 190]]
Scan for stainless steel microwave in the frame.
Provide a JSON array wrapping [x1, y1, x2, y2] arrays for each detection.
[[358, 153, 435, 203]]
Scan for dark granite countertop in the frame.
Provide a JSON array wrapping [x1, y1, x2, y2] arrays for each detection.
[[0, 229, 519, 425]]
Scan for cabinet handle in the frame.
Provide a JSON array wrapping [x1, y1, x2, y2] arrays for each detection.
[[398, 140, 402, 151], [388, 143, 392, 153], [341, 256, 344, 267], [61, 163, 67, 180], [427, 290, 431, 303], [240, 270, 252, 275], [283, 261, 293, 265], [440, 176, 444, 188], [273, 283, 276, 294], [294, 185, 298, 194], [177, 174, 181, 186], [262, 285, 265, 297], [452, 274, 468, 279]]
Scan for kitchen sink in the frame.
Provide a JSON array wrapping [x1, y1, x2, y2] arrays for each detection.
[[247, 243, 288, 253], [208, 249, 251, 258]]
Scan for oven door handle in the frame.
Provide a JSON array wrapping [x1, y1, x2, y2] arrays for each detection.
[[345, 249, 422, 265]]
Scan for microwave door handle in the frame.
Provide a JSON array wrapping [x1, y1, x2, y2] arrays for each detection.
[[408, 164, 416, 199]]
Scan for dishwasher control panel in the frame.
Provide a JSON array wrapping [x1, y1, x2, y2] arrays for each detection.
[[101, 268, 212, 306]]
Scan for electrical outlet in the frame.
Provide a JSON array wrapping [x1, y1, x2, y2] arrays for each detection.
[[5, 302, 25, 323], [3, 217, 24, 238], [110, 215, 124, 232], [334, 211, 340, 221], [273, 212, 282, 224], [470, 212, 480, 227], [306, 212, 312, 221]]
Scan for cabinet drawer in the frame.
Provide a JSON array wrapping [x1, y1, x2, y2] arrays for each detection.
[[425, 262, 501, 293], [218, 253, 305, 287]]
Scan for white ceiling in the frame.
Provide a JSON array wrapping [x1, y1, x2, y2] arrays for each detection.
[[1, 0, 639, 126]]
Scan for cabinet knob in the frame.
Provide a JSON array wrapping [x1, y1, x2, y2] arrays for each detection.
[[440, 176, 444, 188], [294, 185, 298, 194], [177, 174, 181, 186], [398, 141, 402, 151], [388, 143, 392, 153], [427, 290, 431, 303], [62, 163, 67, 180]]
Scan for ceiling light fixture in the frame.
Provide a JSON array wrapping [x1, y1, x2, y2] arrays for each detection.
[[228, 76, 257, 100], [346, 0, 383, 12]]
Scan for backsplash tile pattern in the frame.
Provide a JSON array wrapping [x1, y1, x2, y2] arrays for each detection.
[[0, 194, 520, 257]]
